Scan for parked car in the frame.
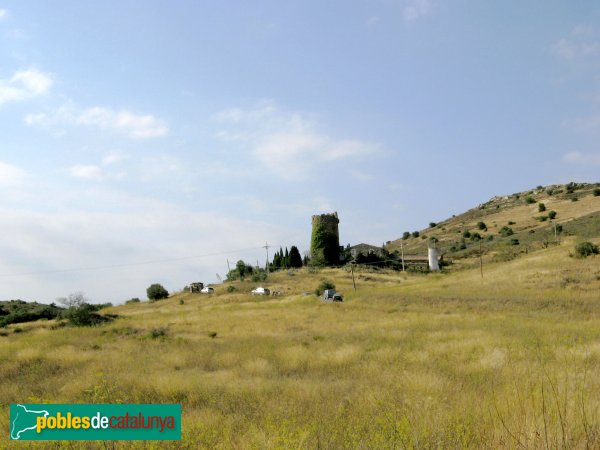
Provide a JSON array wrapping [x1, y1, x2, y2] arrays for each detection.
[[200, 286, 214, 294], [322, 289, 343, 302], [251, 287, 270, 296]]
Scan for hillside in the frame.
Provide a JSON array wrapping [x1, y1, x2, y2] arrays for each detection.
[[385, 182, 600, 266], [1, 234, 600, 447], [1, 182, 599, 447]]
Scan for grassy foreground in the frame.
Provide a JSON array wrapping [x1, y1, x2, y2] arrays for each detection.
[[2, 238, 600, 449]]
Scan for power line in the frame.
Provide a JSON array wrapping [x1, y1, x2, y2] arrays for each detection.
[[0, 245, 265, 278]]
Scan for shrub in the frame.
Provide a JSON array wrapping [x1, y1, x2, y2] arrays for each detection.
[[508, 221, 516, 225], [574, 242, 599, 258], [146, 284, 169, 301], [470, 232, 481, 241], [499, 226, 514, 237], [315, 280, 335, 296], [594, 188, 600, 197], [63, 304, 111, 327], [572, 196, 578, 202], [208, 331, 218, 339], [411, 231, 419, 238], [125, 298, 140, 305], [429, 222, 437, 228], [548, 211, 557, 219], [226, 285, 237, 293], [463, 230, 471, 239], [538, 203, 546, 212], [251, 271, 267, 282], [477, 222, 487, 230], [510, 239, 520, 245], [546, 188, 554, 196], [537, 216, 548, 222], [149, 327, 168, 339], [402, 232, 410, 240], [525, 197, 536, 204], [486, 235, 494, 241]]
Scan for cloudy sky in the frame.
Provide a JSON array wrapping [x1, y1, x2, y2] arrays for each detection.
[[1, 1, 599, 303]]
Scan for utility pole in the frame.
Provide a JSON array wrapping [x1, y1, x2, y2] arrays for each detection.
[[263, 242, 270, 276], [479, 238, 483, 279], [400, 240, 405, 272], [351, 262, 356, 291]]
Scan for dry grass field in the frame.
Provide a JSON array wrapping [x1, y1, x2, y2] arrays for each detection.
[[1, 235, 600, 448]]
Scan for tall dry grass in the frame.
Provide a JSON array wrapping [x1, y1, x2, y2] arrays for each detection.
[[1, 241, 600, 448]]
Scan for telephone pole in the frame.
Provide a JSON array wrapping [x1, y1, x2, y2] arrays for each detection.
[[400, 240, 405, 272], [263, 242, 270, 275]]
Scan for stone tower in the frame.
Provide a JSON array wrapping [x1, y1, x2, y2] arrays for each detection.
[[310, 212, 340, 266]]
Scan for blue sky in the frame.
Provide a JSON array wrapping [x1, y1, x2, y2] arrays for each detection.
[[1, 1, 599, 303]]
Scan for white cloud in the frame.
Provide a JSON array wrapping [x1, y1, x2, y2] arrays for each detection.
[[25, 103, 168, 139], [564, 114, 600, 133], [552, 26, 600, 60], [403, 0, 433, 22], [349, 170, 374, 182], [214, 101, 379, 178], [0, 199, 287, 303], [366, 16, 381, 28], [0, 161, 28, 186], [102, 152, 129, 166], [70, 165, 104, 180], [563, 151, 600, 166], [0, 68, 53, 106]]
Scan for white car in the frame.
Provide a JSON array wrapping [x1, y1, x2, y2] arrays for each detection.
[[200, 286, 214, 294], [251, 287, 270, 296]]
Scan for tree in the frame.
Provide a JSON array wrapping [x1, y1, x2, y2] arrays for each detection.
[[146, 283, 169, 301], [289, 246, 303, 268], [477, 221, 487, 230], [56, 291, 89, 308], [538, 203, 546, 212], [411, 231, 419, 238], [548, 211, 557, 219], [429, 222, 437, 228], [402, 232, 410, 240]]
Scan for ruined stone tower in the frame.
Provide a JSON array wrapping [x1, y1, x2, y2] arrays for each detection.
[[310, 212, 340, 266]]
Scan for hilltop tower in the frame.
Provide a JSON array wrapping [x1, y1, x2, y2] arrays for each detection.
[[310, 212, 340, 266]]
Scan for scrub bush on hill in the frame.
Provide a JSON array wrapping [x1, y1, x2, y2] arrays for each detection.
[[574, 242, 599, 258], [62, 303, 112, 327], [0, 300, 63, 327], [315, 280, 335, 296], [146, 283, 169, 301]]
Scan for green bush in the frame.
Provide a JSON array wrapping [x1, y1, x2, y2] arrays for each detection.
[[510, 239, 520, 246], [411, 231, 419, 238], [402, 231, 410, 240], [226, 285, 237, 293], [538, 203, 546, 212], [525, 197, 536, 204], [315, 280, 335, 296], [574, 241, 599, 258], [594, 188, 600, 197], [499, 226, 514, 237], [429, 222, 437, 228], [125, 298, 140, 304], [149, 327, 168, 339], [146, 284, 169, 301], [477, 222, 487, 230], [548, 211, 557, 220], [463, 230, 471, 239], [62, 304, 111, 327]]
